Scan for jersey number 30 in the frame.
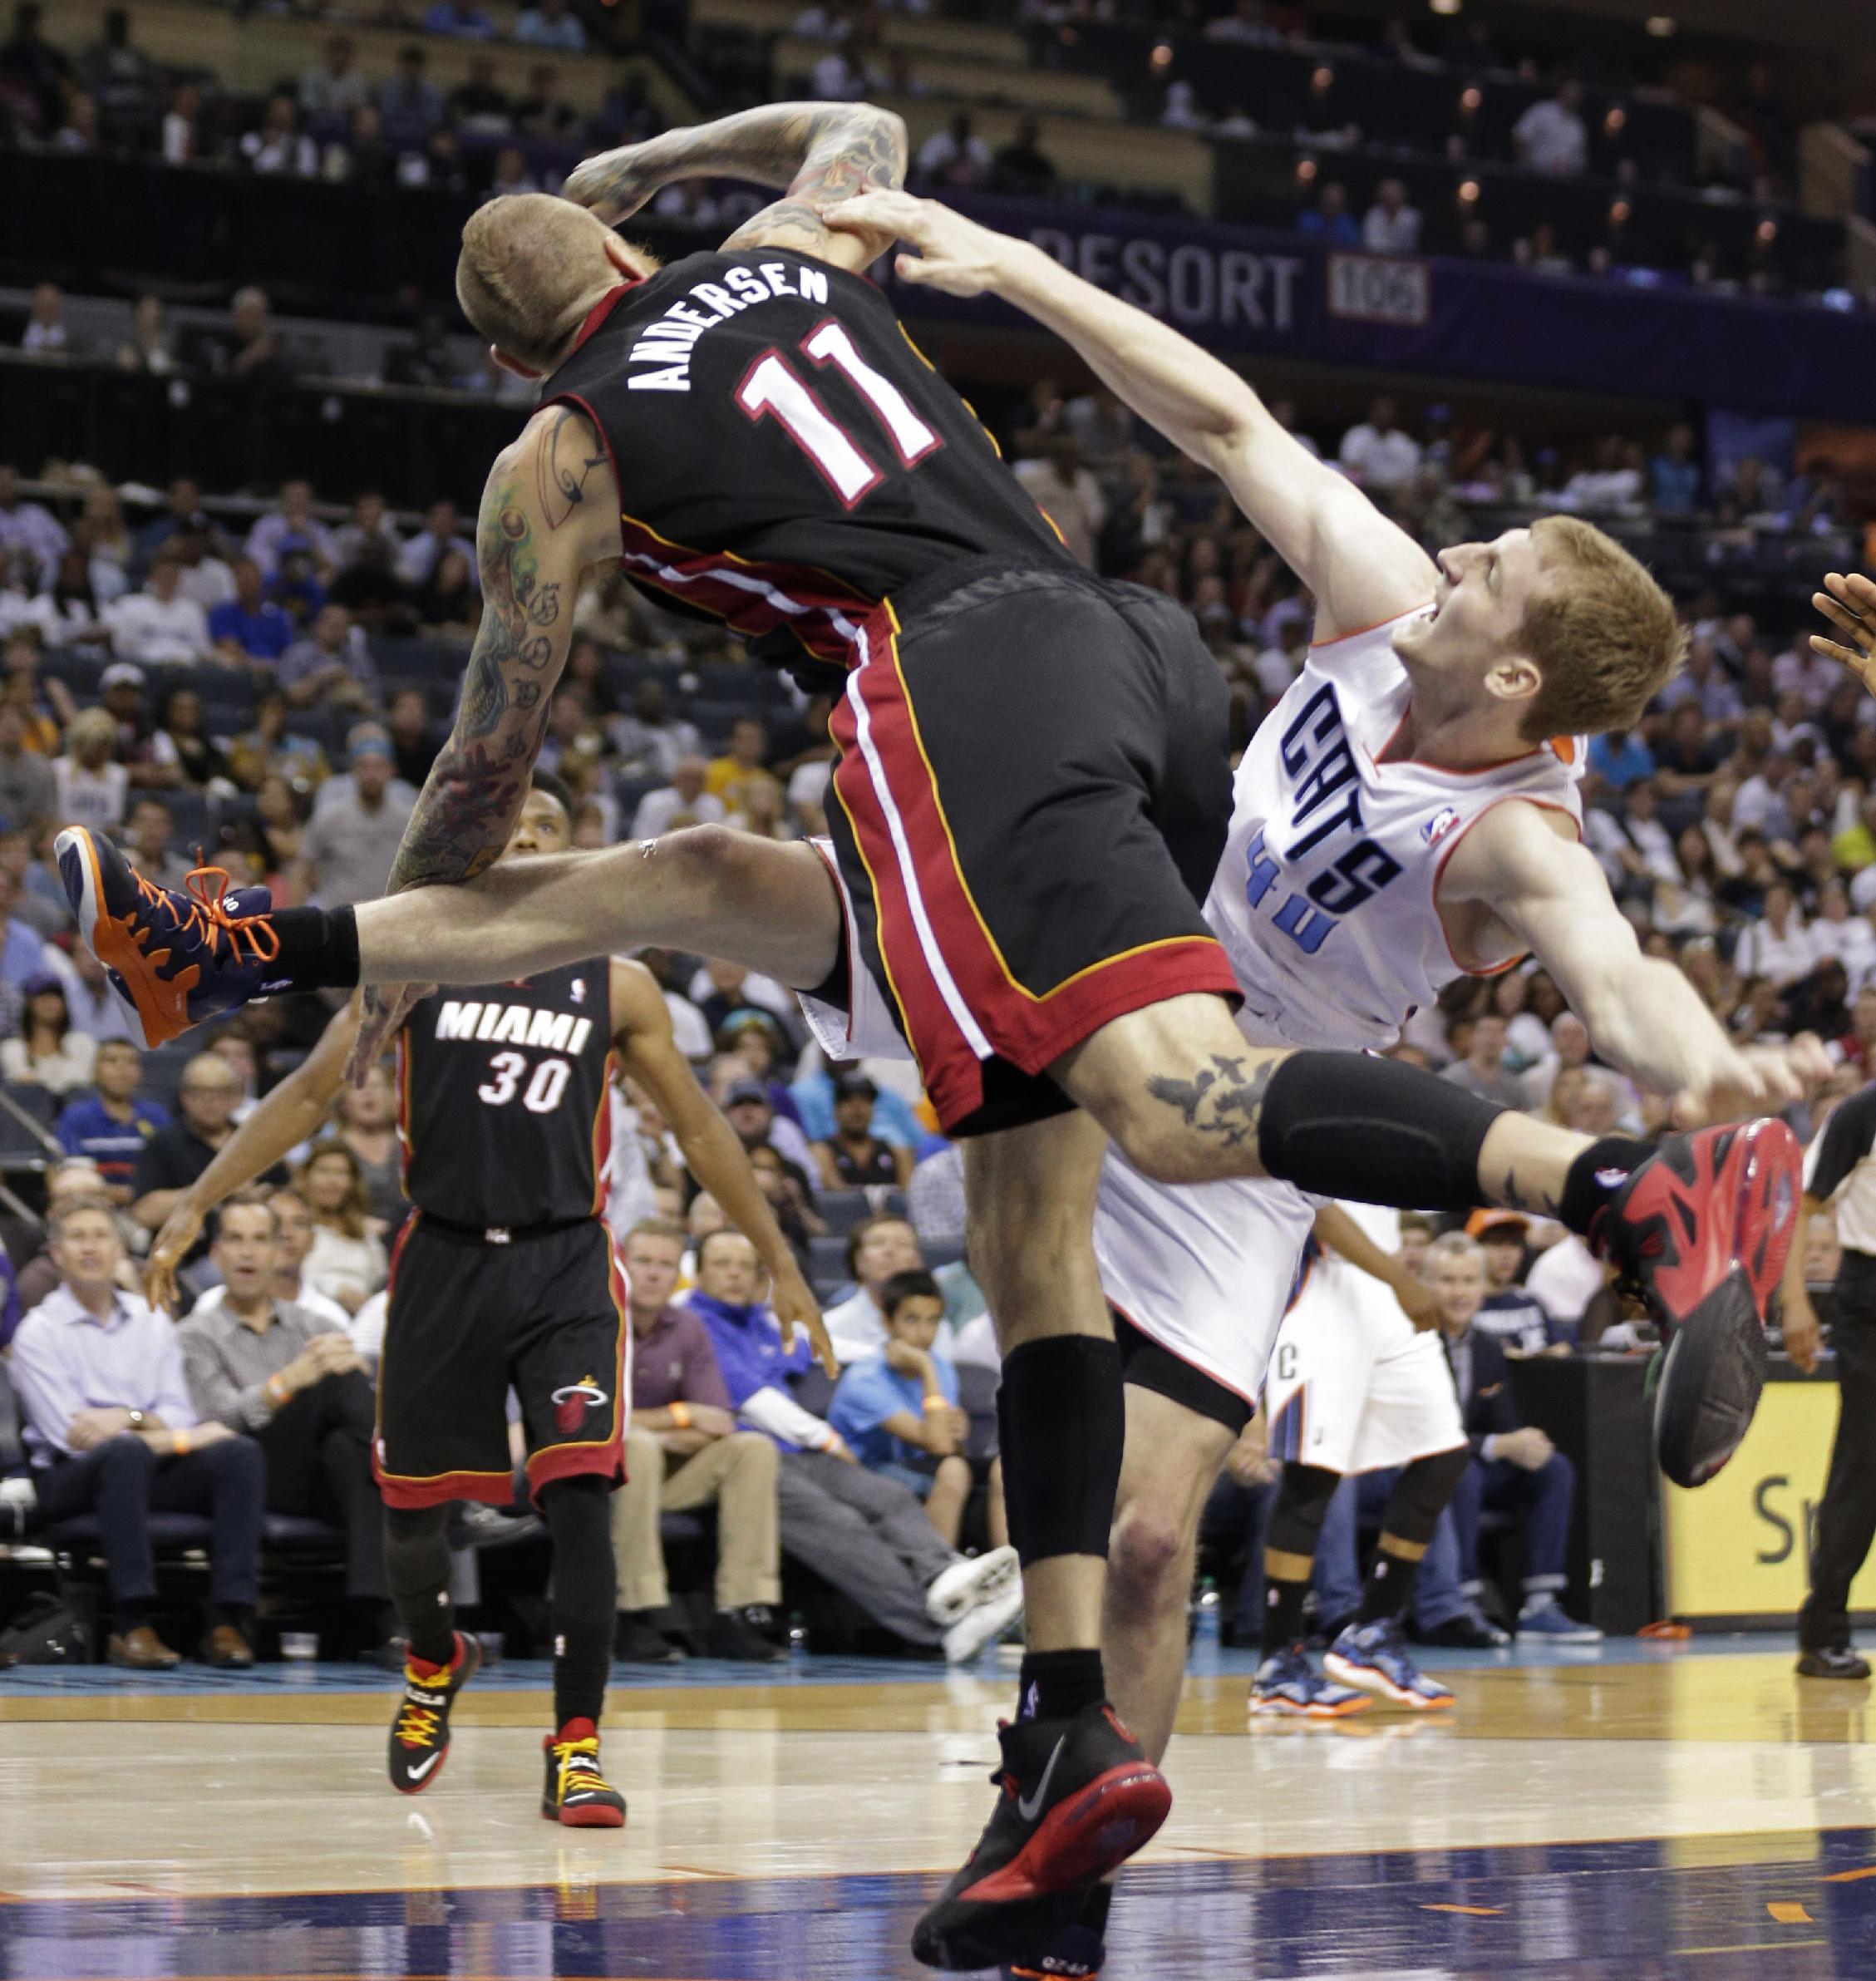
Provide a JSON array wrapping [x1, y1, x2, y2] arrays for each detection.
[[478, 1052, 572, 1113], [736, 323, 941, 510]]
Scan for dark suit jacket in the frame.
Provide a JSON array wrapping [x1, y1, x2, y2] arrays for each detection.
[[1450, 1326, 1521, 1458]]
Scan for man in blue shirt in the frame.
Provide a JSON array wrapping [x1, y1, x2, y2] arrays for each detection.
[[57, 1038, 170, 1202], [209, 557, 294, 663], [1587, 728, 1655, 790], [684, 1230, 1020, 1659]]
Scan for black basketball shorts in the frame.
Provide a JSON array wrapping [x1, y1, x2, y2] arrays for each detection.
[[372, 1215, 631, 1510], [821, 557, 1240, 1138]]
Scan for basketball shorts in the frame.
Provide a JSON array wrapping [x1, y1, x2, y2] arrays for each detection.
[[810, 556, 1239, 1138], [1092, 1148, 1316, 1412], [1263, 1257, 1465, 1476], [373, 1215, 631, 1510]]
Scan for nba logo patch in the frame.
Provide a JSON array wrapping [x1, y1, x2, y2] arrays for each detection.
[[1422, 806, 1460, 846], [552, 1377, 608, 1432]]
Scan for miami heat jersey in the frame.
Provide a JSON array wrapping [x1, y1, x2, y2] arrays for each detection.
[[398, 963, 613, 1229], [1211, 612, 1584, 1050], [543, 249, 1071, 682]]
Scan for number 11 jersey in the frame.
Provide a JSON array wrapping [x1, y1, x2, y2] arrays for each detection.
[[542, 248, 1072, 683], [397, 963, 613, 1230]]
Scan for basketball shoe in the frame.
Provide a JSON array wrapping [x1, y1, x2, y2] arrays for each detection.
[[55, 827, 283, 1047], [388, 1631, 481, 1794], [1249, 1643, 1371, 1719], [541, 1719, 627, 1827], [1595, 1121, 1801, 1486], [1322, 1618, 1454, 1710], [911, 1703, 1170, 1972]]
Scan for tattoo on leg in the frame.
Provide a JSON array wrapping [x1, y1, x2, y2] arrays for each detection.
[[1146, 1055, 1276, 1151], [1499, 1168, 1560, 1216]]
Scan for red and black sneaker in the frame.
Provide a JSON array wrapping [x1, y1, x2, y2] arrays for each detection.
[[911, 1704, 1169, 1973], [387, 1631, 481, 1794], [541, 1718, 627, 1827], [1596, 1121, 1800, 1488]]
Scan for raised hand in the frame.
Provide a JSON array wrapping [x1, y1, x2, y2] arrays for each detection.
[[1812, 572, 1876, 693], [825, 188, 1018, 298]]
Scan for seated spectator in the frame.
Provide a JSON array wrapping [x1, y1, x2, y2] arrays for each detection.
[[812, 1071, 913, 1191], [484, 145, 541, 200], [56, 1037, 170, 1201], [1297, 181, 1359, 247], [721, 1072, 817, 1181], [412, 547, 479, 631], [279, 604, 381, 712], [611, 1219, 785, 1662], [1012, 437, 1105, 569], [0, 696, 54, 823], [105, 548, 211, 665], [0, 463, 67, 589], [515, 0, 585, 51], [142, 688, 231, 791], [228, 688, 329, 792], [132, 1052, 244, 1244], [705, 716, 771, 814], [395, 500, 475, 590], [447, 50, 512, 131], [1466, 1210, 1566, 1353], [684, 1229, 1021, 1660], [377, 44, 445, 126], [917, 111, 992, 190], [335, 1063, 406, 1229], [1430, 1233, 1599, 1641], [245, 480, 334, 579], [423, 0, 495, 35], [748, 1141, 826, 1264], [1648, 423, 1703, 515], [823, 1213, 926, 1365], [1338, 398, 1422, 494], [8, 1200, 263, 1668], [20, 280, 67, 354], [609, 679, 698, 782], [65, 944, 134, 1047], [1, 975, 96, 1096], [991, 116, 1056, 197], [829, 1269, 1005, 1550], [1361, 179, 1422, 254], [296, 1140, 387, 1316], [241, 92, 317, 175], [387, 313, 460, 391], [1735, 881, 1813, 989], [1587, 727, 1654, 790], [244, 1185, 355, 1335], [331, 492, 401, 573], [1441, 1013, 1524, 1107], [123, 795, 191, 888], [299, 31, 367, 116], [209, 556, 294, 663], [1514, 80, 1588, 177], [177, 1195, 391, 1652], [294, 730, 414, 906], [0, 860, 55, 1003], [631, 753, 725, 840], [185, 286, 288, 388], [42, 546, 111, 649]]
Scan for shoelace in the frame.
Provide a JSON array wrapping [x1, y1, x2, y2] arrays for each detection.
[[551, 1736, 613, 1796], [136, 865, 281, 966], [396, 1702, 441, 1748]]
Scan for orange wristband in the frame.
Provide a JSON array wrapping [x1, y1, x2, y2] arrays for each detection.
[[171, 1428, 192, 1456], [923, 1395, 948, 1412], [266, 1374, 290, 1409], [668, 1401, 692, 1431]]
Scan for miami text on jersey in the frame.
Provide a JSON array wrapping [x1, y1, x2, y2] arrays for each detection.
[[433, 1000, 597, 1052], [628, 260, 834, 393]]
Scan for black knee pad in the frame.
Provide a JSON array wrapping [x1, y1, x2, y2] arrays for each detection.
[[997, 1334, 1125, 1566], [1267, 1463, 1342, 1558], [1381, 1446, 1473, 1550], [1257, 1052, 1501, 1211]]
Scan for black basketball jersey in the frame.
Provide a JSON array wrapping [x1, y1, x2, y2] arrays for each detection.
[[397, 962, 613, 1230], [543, 248, 1073, 681]]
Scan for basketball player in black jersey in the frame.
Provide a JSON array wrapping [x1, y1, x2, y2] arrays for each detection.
[[60, 101, 1809, 1969], [140, 773, 829, 1826]]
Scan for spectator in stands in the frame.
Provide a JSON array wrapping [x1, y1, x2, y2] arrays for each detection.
[[132, 1052, 244, 1238], [1430, 1233, 1600, 1641], [0, 697, 52, 822], [516, 0, 586, 51], [0, 464, 67, 589], [1514, 79, 1589, 177], [42, 547, 110, 650], [120, 797, 188, 892], [296, 1141, 387, 1316], [830, 1269, 1002, 1550], [1, 976, 96, 1096], [1297, 181, 1360, 248], [113, 294, 175, 377], [991, 116, 1056, 196], [611, 679, 698, 783], [385, 686, 438, 790], [1361, 178, 1422, 254], [55, 1038, 168, 1201], [1338, 398, 1423, 493], [377, 42, 444, 126], [299, 32, 367, 116], [395, 499, 474, 590], [83, 7, 159, 131], [9, 1200, 263, 1668], [161, 78, 201, 164], [1649, 423, 1704, 515], [142, 687, 230, 791], [245, 480, 334, 579], [21, 280, 67, 355], [186, 287, 288, 387], [130, 477, 200, 577], [1736, 880, 1813, 988], [423, 0, 495, 35], [824, 1214, 926, 1366], [209, 556, 293, 663], [917, 111, 992, 190], [294, 730, 413, 905], [720, 1073, 817, 1187], [631, 753, 724, 840], [812, 1072, 913, 1191], [330, 493, 400, 574], [1465, 1210, 1564, 1353], [447, 49, 512, 131], [241, 93, 318, 177], [213, 1185, 349, 1336], [613, 1218, 785, 1662], [52, 705, 130, 832], [485, 144, 542, 200], [1588, 726, 1654, 791], [80, 485, 133, 596], [412, 546, 479, 631], [334, 1064, 405, 1229], [279, 604, 380, 713], [683, 1228, 1019, 1660], [1012, 436, 1105, 570], [179, 1196, 392, 1650], [1441, 1013, 1524, 1107], [704, 715, 771, 813], [0, 2, 71, 136]]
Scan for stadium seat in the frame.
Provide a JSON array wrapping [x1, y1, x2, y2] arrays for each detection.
[[806, 1234, 850, 1289], [816, 1190, 871, 1235]]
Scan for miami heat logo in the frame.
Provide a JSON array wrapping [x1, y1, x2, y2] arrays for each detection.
[[552, 1377, 609, 1433]]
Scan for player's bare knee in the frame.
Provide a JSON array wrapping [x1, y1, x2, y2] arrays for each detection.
[[1110, 1112, 1258, 1189], [651, 822, 758, 905], [1107, 1497, 1193, 1607]]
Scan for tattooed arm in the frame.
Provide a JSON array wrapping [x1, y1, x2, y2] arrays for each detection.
[[562, 101, 908, 274]]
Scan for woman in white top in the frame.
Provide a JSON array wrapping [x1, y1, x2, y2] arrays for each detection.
[[1810, 877, 1876, 992], [0, 977, 97, 1096], [295, 1139, 387, 1316], [1733, 880, 1813, 988]]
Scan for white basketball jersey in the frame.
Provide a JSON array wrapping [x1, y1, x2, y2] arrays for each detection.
[[1209, 611, 1584, 1051]]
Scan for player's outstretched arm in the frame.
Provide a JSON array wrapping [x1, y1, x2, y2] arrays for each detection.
[[144, 996, 360, 1312], [609, 960, 835, 1376], [1812, 569, 1876, 695], [1312, 1205, 1440, 1329], [1444, 800, 1828, 1126], [563, 101, 907, 275], [827, 188, 1435, 639]]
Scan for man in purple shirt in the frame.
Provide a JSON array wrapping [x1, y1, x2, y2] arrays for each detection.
[[8, 1201, 263, 1670], [609, 1218, 784, 1663]]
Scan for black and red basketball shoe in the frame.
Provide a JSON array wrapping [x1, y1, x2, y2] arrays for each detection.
[[1596, 1121, 1800, 1487], [387, 1631, 481, 1794], [541, 1718, 627, 1827], [911, 1703, 1169, 1973]]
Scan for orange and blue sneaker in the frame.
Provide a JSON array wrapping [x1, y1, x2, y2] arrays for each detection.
[[541, 1718, 627, 1827], [56, 827, 282, 1047], [911, 1703, 1169, 1972], [1596, 1121, 1801, 1487], [1249, 1642, 1372, 1719], [388, 1631, 481, 1795], [1322, 1619, 1454, 1711]]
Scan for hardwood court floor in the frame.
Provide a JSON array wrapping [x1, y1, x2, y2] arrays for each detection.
[[7, 1637, 1876, 1977]]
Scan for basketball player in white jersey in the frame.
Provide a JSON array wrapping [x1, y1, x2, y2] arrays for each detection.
[[822, 187, 1830, 1980]]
